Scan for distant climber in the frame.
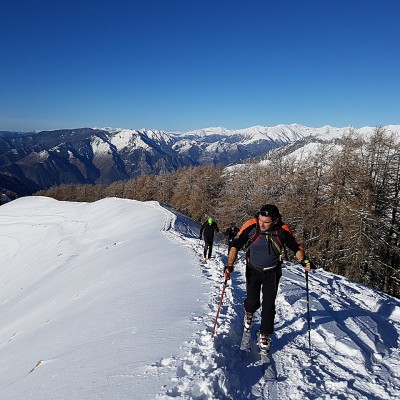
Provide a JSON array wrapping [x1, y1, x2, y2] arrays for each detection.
[[199, 217, 219, 261]]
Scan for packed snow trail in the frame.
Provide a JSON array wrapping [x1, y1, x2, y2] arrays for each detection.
[[153, 205, 400, 400]]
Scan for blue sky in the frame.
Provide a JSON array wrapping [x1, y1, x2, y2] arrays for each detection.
[[1, 0, 399, 132]]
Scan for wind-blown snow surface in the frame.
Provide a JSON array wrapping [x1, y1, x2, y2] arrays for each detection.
[[1, 197, 399, 399]]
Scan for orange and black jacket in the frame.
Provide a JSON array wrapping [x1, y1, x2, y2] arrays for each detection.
[[231, 218, 304, 272]]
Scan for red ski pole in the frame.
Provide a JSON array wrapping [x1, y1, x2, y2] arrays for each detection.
[[211, 280, 227, 338]]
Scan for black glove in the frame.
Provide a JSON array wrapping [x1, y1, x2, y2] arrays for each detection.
[[301, 257, 316, 270], [224, 265, 234, 273]]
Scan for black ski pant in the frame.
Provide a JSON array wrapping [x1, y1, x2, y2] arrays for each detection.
[[203, 236, 214, 259], [244, 265, 282, 335], [227, 239, 234, 255]]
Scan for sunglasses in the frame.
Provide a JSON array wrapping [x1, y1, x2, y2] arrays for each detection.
[[259, 210, 270, 217]]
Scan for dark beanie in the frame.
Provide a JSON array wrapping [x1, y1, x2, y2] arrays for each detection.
[[259, 204, 282, 220]]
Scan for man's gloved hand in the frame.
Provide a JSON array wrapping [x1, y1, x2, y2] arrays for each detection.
[[301, 257, 316, 271], [224, 264, 234, 280]]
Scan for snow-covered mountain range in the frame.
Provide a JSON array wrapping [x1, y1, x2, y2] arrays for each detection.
[[1, 124, 399, 196]]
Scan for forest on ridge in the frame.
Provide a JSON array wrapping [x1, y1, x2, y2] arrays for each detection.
[[36, 127, 399, 298]]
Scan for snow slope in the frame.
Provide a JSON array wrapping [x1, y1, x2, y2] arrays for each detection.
[[0, 197, 399, 399]]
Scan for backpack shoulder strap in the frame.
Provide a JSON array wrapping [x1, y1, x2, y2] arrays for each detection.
[[278, 224, 291, 261], [237, 218, 259, 250]]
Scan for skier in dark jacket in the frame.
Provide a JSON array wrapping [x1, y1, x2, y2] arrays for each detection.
[[199, 217, 219, 261], [224, 204, 314, 353], [224, 224, 239, 255]]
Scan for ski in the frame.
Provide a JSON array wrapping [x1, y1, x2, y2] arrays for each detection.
[[259, 351, 278, 398], [260, 352, 277, 381], [240, 327, 251, 351], [241, 333, 278, 397], [252, 349, 277, 379]]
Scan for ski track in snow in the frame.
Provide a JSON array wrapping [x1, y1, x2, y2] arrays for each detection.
[[147, 206, 400, 400]]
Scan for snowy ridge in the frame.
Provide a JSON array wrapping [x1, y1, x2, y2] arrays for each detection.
[[99, 123, 400, 158], [107, 129, 175, 152], [0, 197, 399, 399], [171, 123, 365, 144], [0, 197, 206, 399]]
